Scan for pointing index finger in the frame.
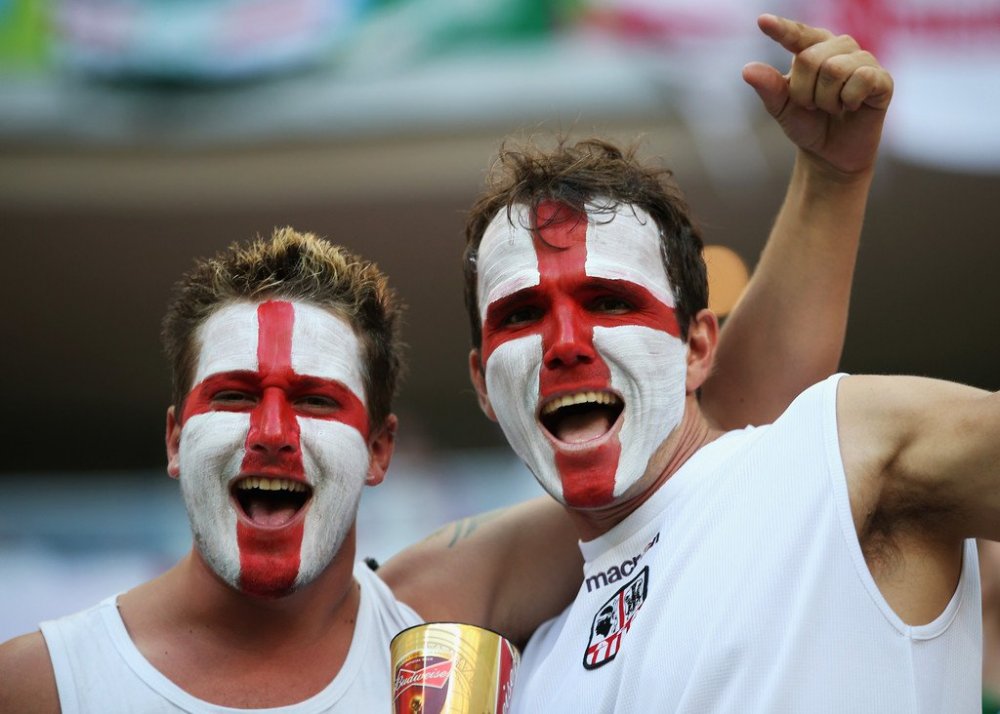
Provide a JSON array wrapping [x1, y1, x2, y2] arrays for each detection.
[[758, 14, 834, 54]]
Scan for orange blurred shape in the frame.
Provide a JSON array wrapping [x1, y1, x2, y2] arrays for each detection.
[[704, 244, 748, 318]]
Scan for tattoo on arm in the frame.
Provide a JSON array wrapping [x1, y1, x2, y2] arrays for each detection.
[[426, 510, 504, 548]]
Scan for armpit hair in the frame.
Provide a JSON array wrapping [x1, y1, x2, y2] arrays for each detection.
[[860, 477, 961, 574]]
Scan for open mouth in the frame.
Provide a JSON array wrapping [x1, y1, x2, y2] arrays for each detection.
[[231, 477, 312, 528], [539, 391, 624, 444]]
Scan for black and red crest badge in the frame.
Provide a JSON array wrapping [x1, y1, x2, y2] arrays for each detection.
[[583, 566, 648, 670]]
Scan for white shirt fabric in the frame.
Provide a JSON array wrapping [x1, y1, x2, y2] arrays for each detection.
[[39, 562, 422, 713], [511, 375, 982, 714]]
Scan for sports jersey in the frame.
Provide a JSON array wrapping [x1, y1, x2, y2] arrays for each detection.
[[511, 375, 982, 714], [39, 562, 422, 713]]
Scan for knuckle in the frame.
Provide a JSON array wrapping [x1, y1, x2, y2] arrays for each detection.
[[795, 46, 823, 72], [854, 64, 877, 83], [820, 55, 851, 81], [837, 33, 860, 50]]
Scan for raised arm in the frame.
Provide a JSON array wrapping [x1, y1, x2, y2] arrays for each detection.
[[701, 15, 894, 429], [379, 497, 581, 647]]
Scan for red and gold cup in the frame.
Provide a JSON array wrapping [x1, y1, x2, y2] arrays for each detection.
[[390, 622, 520, 714]]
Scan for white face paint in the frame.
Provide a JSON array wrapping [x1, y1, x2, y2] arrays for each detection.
[[177, 300, 371, 596], [477, 201, 688, 508]]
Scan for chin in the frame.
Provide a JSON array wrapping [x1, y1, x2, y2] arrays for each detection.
[[561, 483, 616, 509], [239, 579, 298, 599]]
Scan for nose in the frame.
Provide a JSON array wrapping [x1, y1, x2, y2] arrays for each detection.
[[246, 389, 300, 457], [542, 301, 595, 368]]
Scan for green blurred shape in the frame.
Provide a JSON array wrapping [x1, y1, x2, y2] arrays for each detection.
[[343, 0, 588, 72], [0, 0, 49, 69]]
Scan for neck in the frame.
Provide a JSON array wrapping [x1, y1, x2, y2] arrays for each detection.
[[124, 527, 361, 649], [568, 398, 721, 541], [116, 528, 363, 707]]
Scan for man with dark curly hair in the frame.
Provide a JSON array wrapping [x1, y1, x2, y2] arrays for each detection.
[[463, 15, 996, 714]]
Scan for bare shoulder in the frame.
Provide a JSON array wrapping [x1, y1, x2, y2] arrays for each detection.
[[835, 373, 940, 423], [835, 373, 994, 533], [379, 497, 580, 638], [836, 374, 998, 623], [378, 506, 511, 621], [835, 376, 903, 533], [0, 631, 60, 713], [835, 374, 975, 552]]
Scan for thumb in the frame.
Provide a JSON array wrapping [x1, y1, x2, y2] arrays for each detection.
[[742, 61, 789, 118]]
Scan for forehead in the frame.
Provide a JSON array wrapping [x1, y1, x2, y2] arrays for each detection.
[[476, 201, 675, 319], [192, 300, 365, 397]]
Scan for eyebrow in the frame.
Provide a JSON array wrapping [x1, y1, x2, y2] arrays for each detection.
[[484, 287, 541, 318], [196, 370, 259, 388], [487, 277, 648, 305], [195, 370, 349, 390], [293, 375, 352, 392]]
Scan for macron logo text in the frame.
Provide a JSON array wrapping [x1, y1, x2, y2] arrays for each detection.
[[585, 532, 660, 593]]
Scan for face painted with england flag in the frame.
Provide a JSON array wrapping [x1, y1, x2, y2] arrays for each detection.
[[476, 201, 688, 508], [177, 300, 371, 597]]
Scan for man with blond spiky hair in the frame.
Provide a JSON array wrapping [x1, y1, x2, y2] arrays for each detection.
[[0, 228, 580, 712]]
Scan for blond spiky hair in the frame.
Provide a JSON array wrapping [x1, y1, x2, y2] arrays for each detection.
[[161, 227, 404, 429]]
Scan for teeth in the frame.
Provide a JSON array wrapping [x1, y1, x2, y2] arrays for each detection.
[[236, 478, 307, 493], [541, 391, 620, 416]]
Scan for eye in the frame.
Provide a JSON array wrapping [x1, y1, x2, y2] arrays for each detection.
[[589, 296, 633, 315], [210, 390, 257, 409], [295, 394, 340, 415], [502, 305, 543, 328]]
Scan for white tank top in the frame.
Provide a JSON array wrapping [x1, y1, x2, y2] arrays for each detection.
[[40, 562, 422, 713], [511, 374, 983, 714]]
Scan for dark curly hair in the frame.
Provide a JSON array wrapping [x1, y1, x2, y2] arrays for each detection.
[[463, 137, 707, 349]]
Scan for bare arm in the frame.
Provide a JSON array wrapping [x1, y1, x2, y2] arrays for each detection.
[[834, 375, 1000, 621], [0, 632, 60, 714], [838, 375, 1000, 545], [702, 15, 894, 428], [379, 497, 581, 647]]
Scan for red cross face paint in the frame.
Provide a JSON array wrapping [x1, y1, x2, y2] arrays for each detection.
[[177, 300, 371, 598], [477, 201, 687, 508]]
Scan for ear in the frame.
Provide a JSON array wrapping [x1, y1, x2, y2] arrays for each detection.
[[685, 308, 719, 394], [365, 413, 397, 486], [468, 349, 497, 421], [165, 406, 181, 479]]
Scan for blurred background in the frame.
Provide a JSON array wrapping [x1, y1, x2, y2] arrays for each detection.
[[1, 0, 999, 642]]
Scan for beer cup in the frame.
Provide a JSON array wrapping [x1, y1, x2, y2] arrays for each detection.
[[390, 622, 520, 714]]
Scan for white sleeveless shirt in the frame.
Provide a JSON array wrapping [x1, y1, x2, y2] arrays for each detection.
[[511, 375, 982, 713], [40, 562, 422, 713]]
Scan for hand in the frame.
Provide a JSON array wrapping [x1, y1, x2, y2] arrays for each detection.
[[742, 14, 894, 177]]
